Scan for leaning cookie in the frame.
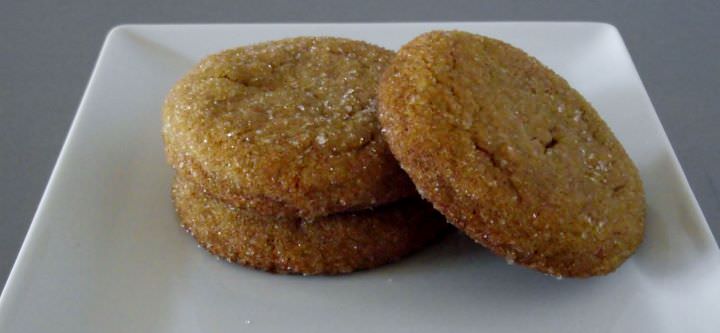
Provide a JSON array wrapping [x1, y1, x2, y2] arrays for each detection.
[[378, 31, 645, 278], [163, 37, 416, 219], [172, 176, 450, 275]]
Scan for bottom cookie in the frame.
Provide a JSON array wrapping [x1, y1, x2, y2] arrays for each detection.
[[172, 177, 450, 275]]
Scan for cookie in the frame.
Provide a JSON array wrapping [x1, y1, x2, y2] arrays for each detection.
[[163, 37, 416, 219], [172, 176, 450, 275], [378, 31, 645, 277]]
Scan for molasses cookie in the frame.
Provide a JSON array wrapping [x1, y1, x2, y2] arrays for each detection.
[[172, 176, 449, 275], [163, 37, 415, 219], [378, 31, 645, 277]]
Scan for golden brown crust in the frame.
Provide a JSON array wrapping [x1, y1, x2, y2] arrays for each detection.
[[378, 31, 645, 277], [163, 37, 416, 219], [172, 176, 450, 275]]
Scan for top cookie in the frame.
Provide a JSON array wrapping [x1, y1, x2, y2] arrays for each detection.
[[378, 31, 645, 277], [163, 37, 416, 219]]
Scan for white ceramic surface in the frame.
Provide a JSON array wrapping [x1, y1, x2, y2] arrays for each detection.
[[1, 23, 718, 332]]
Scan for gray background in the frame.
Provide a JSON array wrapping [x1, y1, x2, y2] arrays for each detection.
[[1, 0, 718, 290]]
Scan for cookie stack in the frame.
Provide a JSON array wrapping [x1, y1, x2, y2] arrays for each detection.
[[164, 32, 645, 278], [162, 37, 449, 275]]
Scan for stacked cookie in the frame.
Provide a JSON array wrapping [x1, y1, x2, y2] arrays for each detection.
[[162, 37, 449, 275], [164, 31, 645, 278]]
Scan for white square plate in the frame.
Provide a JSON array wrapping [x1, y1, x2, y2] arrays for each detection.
[[1, 23, 718, 332]]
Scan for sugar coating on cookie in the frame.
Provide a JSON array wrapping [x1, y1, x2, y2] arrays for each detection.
[[378, 31, 645, 277], [172, 177, 449, 275], [163, 37, 415, 219]]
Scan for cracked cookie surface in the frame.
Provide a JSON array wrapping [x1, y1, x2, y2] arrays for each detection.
[[172, 176, 450, 275], [163, 37, 415, 219], [378, 31, 645, 277]]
